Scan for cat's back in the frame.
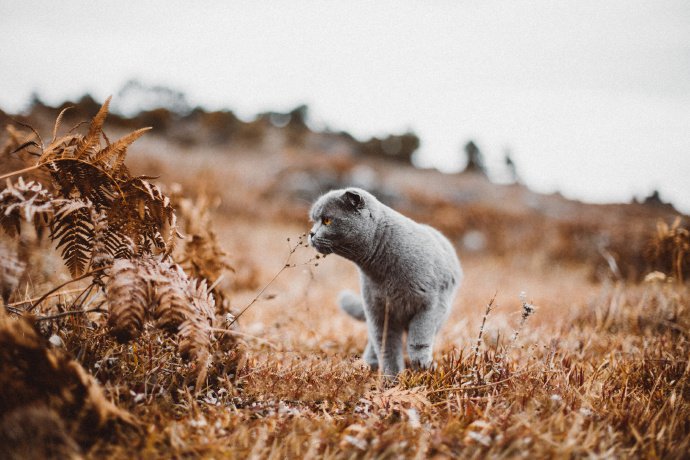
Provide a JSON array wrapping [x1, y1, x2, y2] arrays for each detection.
[[381, 204, 462, 281]]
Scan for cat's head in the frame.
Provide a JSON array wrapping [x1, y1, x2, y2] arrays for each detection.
[[308, 188, 378, 259]]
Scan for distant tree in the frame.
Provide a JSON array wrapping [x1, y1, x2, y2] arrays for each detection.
[[462, 140, 486, 175], [116, 79, 190, 116], [28, 92, 46, 109], [285, 105, 310, 148], [287, 105, 309, 130], [504, 149, 520, 183], [360, 132, 420, 164]]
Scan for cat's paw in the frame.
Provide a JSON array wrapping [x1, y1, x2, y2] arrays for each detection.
[[408, 343, 434, 370], [365, 359, 379, 371], [409, 357, 436, 372]]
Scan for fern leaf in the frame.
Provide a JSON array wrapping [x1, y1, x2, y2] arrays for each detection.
[[51, 106, 72, 143], [188, 278, 216, 324], [129, 178, 174, 224], [92, 127, 151, 176], [88, 208, 113, 274], [107, 178, 176, 255], [178, 314, 211, 371], [147, 260, 190, 333], [51, 199, 94, 277], [48, 159, 119, 207], [0, 178, 55, 237], [105, 259, 148, 342], [74, 96, 111, 160], [179, 278, 215, 389]]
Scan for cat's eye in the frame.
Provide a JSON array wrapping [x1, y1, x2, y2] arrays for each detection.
[[322, 217, 332, 226]]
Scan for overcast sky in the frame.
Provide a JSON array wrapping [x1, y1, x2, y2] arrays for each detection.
[[1, 1, 689, 212]]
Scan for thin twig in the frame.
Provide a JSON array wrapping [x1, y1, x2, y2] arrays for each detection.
[[5, 288, 84, 308], [0, 164, 42, 181], [379, 298, 390, 381], [210, 327, 279, 349], [227, 234, 311, 327], [426, 367, 534, 396], [227, 265, 288, 327], [27, 266, 109, 312], [207, 273, 225, 293], [4, 305, 23, 315], [68, 283, 96, 311], [471, 293, 497, 370], [35, 306, 105, 322], [506, 291, 536, 354]]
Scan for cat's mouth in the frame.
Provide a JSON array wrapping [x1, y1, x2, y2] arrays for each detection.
[[309, 236, 334, 255]]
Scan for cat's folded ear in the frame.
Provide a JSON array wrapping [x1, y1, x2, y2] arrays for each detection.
[[343, 190, 365, 210]]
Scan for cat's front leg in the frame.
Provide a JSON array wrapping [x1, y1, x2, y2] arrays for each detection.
[[380, 331, 404, 379], [368, 318, 404, 378], [407, 306, 442, 370]]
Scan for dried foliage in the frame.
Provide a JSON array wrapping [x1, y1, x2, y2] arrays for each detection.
[[0, 177, 54, 237], [0, 308, 135, 452], [104, 255, 215, 372], [174, 190, 232, 312], [106, 258, 148, 342], [0, 98, 176, 277], [0, 99, 220, 384], [0, 405, 82, 460]]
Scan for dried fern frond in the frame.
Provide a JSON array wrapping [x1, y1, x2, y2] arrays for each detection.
[[181, 233, 230, 286], [176, 191, 232, 312], [105, 256, 215, 365], [92, 127, 151, 177], [88, 209, 115, 287], [3, 99, 177, 274], [46, 159, 120, 206], [50, 199, 95, 277], [178, 314, 212, 362], [106, 177, 178, 255], [73, 96, 111, 161], [37, 97, 146, 183], [188, 278, 216, 325], [105, 258, 149, 342], [179, 279, 215, 388], [50, 106, 72, 144], [0, 178, 55, 237], [148, 260, 190, 334]]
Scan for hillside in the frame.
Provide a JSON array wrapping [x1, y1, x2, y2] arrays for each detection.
[[0, 97, 688, 458]]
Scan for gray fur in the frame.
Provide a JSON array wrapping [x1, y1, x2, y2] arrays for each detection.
[[308, 187, 462, 377]]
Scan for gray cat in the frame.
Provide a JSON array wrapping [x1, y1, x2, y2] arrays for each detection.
[[308, 187, 462, 377]]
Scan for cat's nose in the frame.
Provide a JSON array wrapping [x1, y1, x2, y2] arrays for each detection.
[[309, 230, 315, 238]]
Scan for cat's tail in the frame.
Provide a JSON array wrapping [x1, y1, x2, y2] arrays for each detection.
[[338, 290, 366, 322]]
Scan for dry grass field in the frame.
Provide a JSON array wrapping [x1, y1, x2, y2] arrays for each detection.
[[0, 99, 688, 458]]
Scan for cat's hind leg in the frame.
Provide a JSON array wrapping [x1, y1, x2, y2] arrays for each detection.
[[363, 339, 378, 370]]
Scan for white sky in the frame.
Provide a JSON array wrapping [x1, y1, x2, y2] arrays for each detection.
[[1, 1, 689, 212]]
